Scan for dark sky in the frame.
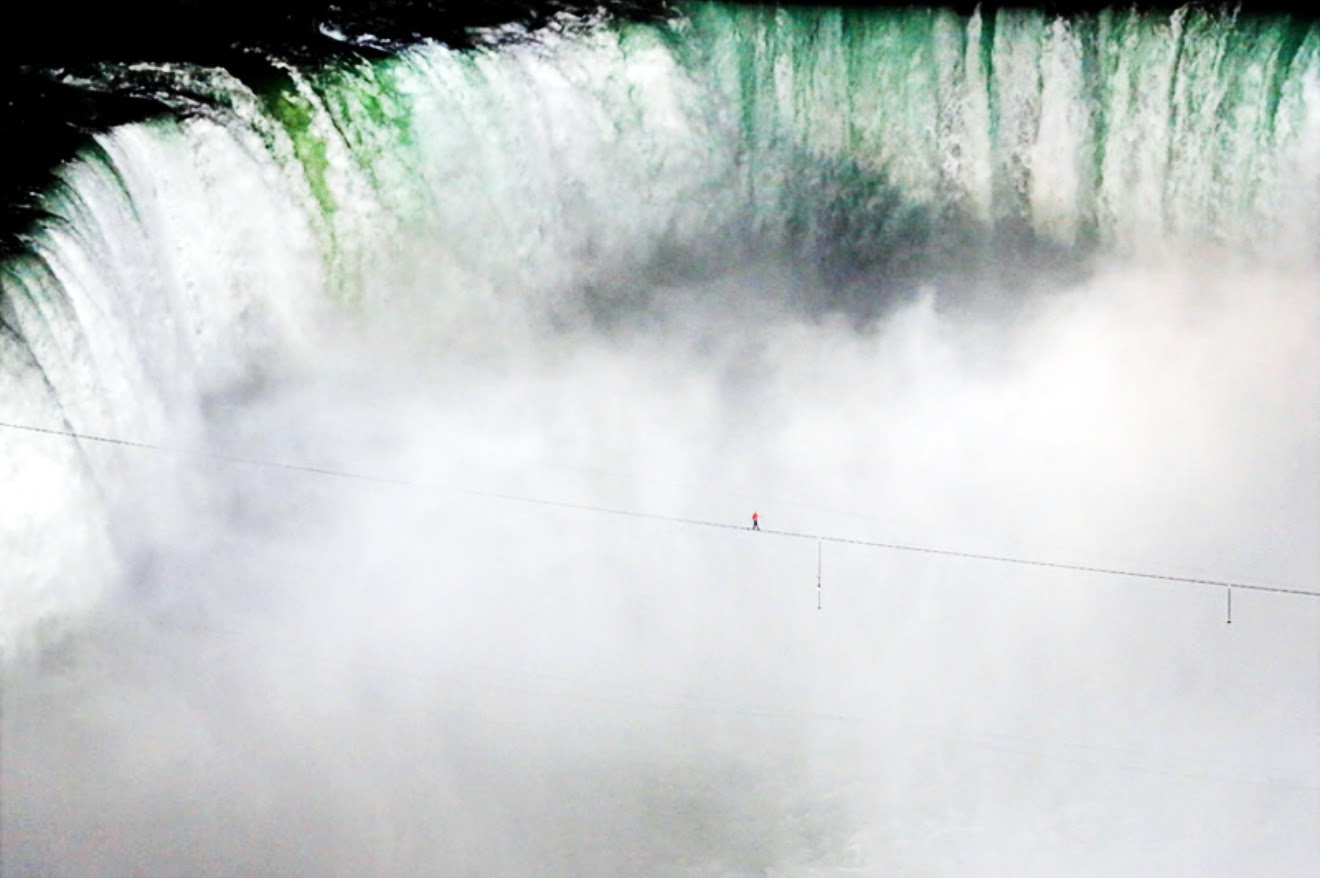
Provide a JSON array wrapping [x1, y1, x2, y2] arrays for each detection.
[[6, 0, 1312, 67]]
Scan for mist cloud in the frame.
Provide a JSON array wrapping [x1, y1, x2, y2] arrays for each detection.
[[5, 247, 1317, 876]]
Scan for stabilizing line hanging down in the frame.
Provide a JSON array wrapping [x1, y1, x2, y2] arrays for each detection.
[[817, 539, 823, 611]]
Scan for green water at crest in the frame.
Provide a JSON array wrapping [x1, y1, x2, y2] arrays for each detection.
[[239, 3, 1316, 303]]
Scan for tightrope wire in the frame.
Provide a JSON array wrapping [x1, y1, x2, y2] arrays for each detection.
[[1, 419, 1315, 598]]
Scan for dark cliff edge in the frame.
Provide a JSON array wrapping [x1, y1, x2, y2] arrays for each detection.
[[0, 0, 673, 257]]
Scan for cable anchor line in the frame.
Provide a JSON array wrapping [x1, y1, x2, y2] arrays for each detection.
[[755, 526, 1315, 597]]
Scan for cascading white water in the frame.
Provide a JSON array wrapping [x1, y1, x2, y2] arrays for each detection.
[[1, 4, 1317, 876]]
